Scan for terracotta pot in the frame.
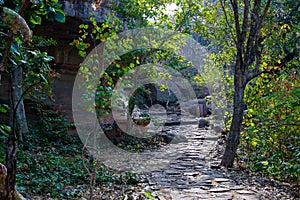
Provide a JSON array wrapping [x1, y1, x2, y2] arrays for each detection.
[[133, 118, 151, 126]]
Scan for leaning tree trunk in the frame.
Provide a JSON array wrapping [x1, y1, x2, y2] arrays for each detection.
[[221, 65, 246, 167]]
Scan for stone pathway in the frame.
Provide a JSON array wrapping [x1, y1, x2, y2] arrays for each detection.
[[143, 124, 263, 200]]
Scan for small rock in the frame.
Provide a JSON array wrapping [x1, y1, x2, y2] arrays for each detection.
[[230, 186, 245, 190], [218, 137, 224, 144], [172, 134, 188, 144], [198, 118, 209, 128]]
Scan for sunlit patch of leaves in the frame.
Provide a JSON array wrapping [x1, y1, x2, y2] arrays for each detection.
[[240, 70, 300, 182]]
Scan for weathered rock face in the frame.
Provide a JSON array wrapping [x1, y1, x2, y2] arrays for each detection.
[[34, 17, 84, 70], [60, 0, 115, 22], [34, 1, 119, 70]]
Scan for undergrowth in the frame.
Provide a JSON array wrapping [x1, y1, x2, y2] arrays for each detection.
[[240, 71, 300, 183], [1, 103, 139, 199]]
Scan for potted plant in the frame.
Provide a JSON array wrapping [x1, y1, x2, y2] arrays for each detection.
[[132, 109, 151, 127]]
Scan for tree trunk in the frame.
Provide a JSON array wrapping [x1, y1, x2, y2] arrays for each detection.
[[1, 2, 30, 198], [11, 67, 28, 144], [0, 163, 7, 199], [0, 163, 25, 200], [5, 138, 17, 200], [3, 72, 20, 200], [221, 66, 246, 167]]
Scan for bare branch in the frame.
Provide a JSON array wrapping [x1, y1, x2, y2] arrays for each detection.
[[278, 50, 299, 68], [247, 68, 262, 83], [247, 0, 271, 59], [251, 41, 263, 77], [219, 0, 237, 44], [244, 0, 262, 68], [0, 31, 14, 72], [241, 0, 250, 42], [0, 31, 8, 37], [230, 0, 241, 40], [250, 0, 272, 66]]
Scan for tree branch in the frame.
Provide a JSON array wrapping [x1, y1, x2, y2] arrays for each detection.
[[250, 0, 272, 66], [219, 0, 237, 45], [0, 0, 31, 73], [0, 31, 8, 37], [230, 0, 241, 40], [247, 49, 299, 82], [244, 0, 261, 68], [278, 50, 299, 68], [260, 0, 272, 28], [0, 31, 14, 73], [241, 0, 250, 42]]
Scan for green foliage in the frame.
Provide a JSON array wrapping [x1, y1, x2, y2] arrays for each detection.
[[144, 191, 154, 200], [71, 9, 198, 120], [0, 104, 9, 163], [27, 102, 68, 139], [171, 0, 299, 178], [71, 13, 124, 105], [0, 103, 9, 113], [27, 0, 66, 26], [21, 48, 56, 100], [0, 0, 63, 101], [241, 70, 300, 181], [70, 13, 122, 58], [72, 0, 298, 184], [16, 128, 139, 198], [113, 0, 170, 29]]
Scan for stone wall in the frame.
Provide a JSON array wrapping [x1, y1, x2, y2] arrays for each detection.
[[34, 16, 84, 71], [34, 0, 118, 70]]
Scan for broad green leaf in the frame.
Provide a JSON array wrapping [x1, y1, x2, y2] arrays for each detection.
[[30, 14, 42, 25], [0, 104, 9, 113], [54, 10, 66, 23]]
